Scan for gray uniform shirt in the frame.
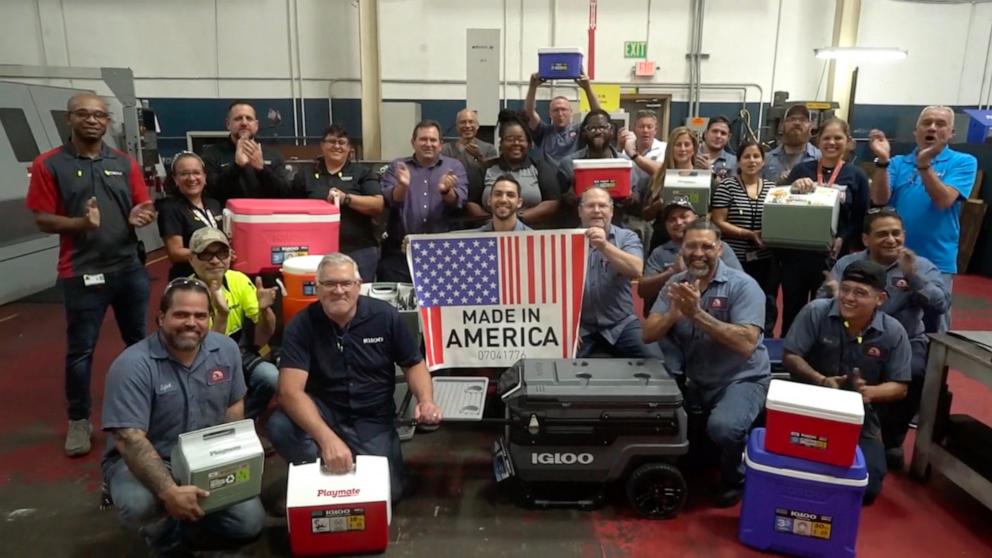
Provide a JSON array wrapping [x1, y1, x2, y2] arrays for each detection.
[[580, 225, 643, 344], [100, 332, 246, 476], [442, 139, 498, 175]]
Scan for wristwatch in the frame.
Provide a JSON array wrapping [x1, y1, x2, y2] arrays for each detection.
[[873, 157, 890, 169]]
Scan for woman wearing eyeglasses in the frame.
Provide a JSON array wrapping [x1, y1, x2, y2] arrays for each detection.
[[291, 124, 383, 282], [779, 117, 869, 336], [465, 112, 560, 228], [643, 127, 698, 252], [157, 152, 223, 280]]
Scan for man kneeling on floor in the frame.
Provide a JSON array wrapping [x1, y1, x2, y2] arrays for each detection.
[[102, 278, 265, 555], [267, 253, 442, 502], [642, 220, 770, 507], [783, 260, 910, 504]]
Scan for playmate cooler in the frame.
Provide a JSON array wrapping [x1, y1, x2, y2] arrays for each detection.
[[170, 420, 265, 514], [572, 159, 633, 199], [286, 455, 391, 556], [537, 47, 584, 79], [224, 199, 339, 274], [740, 428, 868, 558], [765, 379, 864, 467]]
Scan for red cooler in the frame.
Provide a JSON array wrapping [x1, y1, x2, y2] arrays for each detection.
[[572, 159, 633, 199], [286, 455, 391, 556], [764, 379, 864, 467], [224, 199, 339, 274]]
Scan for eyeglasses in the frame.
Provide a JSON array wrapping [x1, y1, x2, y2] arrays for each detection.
[[70, 110, 111, 121], [195, 248, 231, 262], [321, 138, 349, 147], [683, 241, 719, 252], [317, 279, 360, 290], [177, 170, 205, 178], [584, 125, 611, 132], [164, 277, 209, 295]]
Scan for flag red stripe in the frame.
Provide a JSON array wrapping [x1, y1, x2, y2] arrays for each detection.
[[570, 234, 586, 355], [499, 236, 507, 304], [430, 306, 444, 366], [514, 236, 522, 305], [540, 235, 547, 304], [551, 235, 557, 304], [527, 235, 535, 304], [420, 307, 433, 367], [560, 234, 568, 358]]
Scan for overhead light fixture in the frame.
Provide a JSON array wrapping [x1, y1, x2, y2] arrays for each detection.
[[814, 47, 908, 62]]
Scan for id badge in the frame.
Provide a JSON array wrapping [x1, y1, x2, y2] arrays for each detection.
[[745, 251, 758, 263], [83, 274, 106, 287]]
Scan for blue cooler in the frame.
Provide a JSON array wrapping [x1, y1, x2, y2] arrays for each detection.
[[740, 428, 867, 558], [538, 48, 584, 80]]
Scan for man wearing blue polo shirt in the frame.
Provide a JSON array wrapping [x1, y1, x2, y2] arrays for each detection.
[[267, 253, 441, 502], [869, 106, 978, 332]]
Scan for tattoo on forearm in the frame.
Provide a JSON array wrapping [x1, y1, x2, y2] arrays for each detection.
[[116, 428, 175, 497]]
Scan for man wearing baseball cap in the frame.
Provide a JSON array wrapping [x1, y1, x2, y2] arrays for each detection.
[[187, 227, 280, 420], [638, 200, 741, 312], [783, 259, 911, 504], [763, 104, 821, 184]]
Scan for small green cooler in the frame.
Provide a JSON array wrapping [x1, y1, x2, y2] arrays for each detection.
[[170, 419, 265, 514], [761, 186, 840, 251]]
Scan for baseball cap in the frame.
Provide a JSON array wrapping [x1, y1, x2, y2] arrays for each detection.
[[841, 260, 887, 291], [189, 227, 230, 254], [661, 199, 697, 221], [785, 104, 811, 119]]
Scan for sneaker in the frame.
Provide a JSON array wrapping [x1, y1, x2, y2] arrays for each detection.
[[712, 484, 743, 508], [886, 447, 905, 471], [65, 419, 92, 457]]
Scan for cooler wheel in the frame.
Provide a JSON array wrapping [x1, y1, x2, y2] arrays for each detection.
[[625, 462, 687, 519]]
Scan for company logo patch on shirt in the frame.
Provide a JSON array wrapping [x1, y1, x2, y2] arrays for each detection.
[[363, 336, 384, 344], [865, 346, 885, 359], [103, 169, 123, 176], [708, 297, 728, 310], [208, 367, 231, 385], [891, 276, 909, 290], [156, 382, 176, 395]]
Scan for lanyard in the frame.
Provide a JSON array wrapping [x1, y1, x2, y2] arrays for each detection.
[[191, 205, 218, 229], [817, 160, 845, 188], [737, 177, 764, 232]]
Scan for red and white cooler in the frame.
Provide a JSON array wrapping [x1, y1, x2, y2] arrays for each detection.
[[572, 159, 633, 199], [764, 379, 865, 467], [286, 455, 391, 556], [224, 199, 340, 274]]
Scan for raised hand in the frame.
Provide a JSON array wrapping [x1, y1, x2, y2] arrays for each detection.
[[255, 276, 278, 310], [868, 129, 891, 161], [395, 162, 411, 188], [83, 196, 100, 230], [128, 200, 156, 227], [438, 170, 457, 194]]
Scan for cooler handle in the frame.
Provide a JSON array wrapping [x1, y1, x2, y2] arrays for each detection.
[[315, 458, 357, 475], [222, 208, 232, 237], [370, 283, 398, 296], [200, 426, 236, 441]]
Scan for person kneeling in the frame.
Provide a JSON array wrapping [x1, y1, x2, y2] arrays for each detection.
[[101, 279, 265, 555], [267, 254, 441, 502], [783, 260, 910, 505]]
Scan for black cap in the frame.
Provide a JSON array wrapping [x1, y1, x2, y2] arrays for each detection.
[[841, 260, 887, 291], [785, 104, 811, 119], [661, 199, 697, 221]]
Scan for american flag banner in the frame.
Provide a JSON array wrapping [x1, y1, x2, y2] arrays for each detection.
[[406, 230, 589, 370]]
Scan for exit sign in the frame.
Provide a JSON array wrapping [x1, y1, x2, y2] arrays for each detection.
[[624, 41, 647, 59]]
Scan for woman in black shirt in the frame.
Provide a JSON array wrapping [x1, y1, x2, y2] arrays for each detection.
[[157, 152, 223, 280]]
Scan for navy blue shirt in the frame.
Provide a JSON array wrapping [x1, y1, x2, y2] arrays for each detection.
[[280, 296, 422, 436]]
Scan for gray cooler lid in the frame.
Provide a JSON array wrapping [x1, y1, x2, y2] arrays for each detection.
[[515, 359, 681, 402]]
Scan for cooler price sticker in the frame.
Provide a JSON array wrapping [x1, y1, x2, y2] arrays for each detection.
[[303, 280, 316, 296], [774, 508, 832, 540], [789, 431, 828, 450], [207, 463, 250, 490], [271, 245, 310, 265], [311, 507, 367, 534], [592, 179, 617, 190]]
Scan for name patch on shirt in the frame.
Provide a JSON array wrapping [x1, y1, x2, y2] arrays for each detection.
[[363, 336, 384, 344], [103, 169, 123, 176], [208, 367, 231, 385], [156, 382, 176, 395]]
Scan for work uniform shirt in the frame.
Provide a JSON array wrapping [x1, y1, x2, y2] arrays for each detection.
[[828, 251, 950, 341], [652, 262, 770, 390], [381, 155, 468, 250], [193, 269, 262, 343], [580, 225, 642, 344], [475, 220, 532, 232], [291, 158, 382, 252], [786, 160, 870, 254], [157, 195, 222, 279], [763, 143, 822, 185], [442, 139, 497, 177], [100, 332, 246, 476], [887, 147, 977, 273], [280, 296, 422, 438], [644, 239, 742, 275], [473, 156, 561, 214], [532, 121, 582, 167], [26, 141, 149, 278], [783, 298, 912, 439], [699, 147, 737, 182], [201, 137, 291, 205]]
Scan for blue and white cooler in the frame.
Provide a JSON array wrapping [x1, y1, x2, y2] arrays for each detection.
[[739, 427, 867, 558], [537, 47, 584, 80]]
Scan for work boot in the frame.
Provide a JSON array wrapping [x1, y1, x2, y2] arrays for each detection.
[[712, 482, 743, 508], [65, 419, 92, 457], [886, 447, 905, 471]]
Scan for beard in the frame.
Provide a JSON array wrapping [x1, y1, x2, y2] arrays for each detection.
[[163, 328, 204, 352], [686, 263, 712, 279]]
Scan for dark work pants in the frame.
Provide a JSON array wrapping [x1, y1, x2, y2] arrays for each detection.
[[779, 249, 830, 337], [742, 256, 779, 337]]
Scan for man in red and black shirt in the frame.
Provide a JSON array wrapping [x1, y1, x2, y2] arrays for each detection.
[[26, 93, 157, 457]]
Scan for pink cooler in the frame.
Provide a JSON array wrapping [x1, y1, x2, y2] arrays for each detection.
[[572, 159, 633, 199], [286, 456, 391, 556], [224, 199, 339, 274], [764, 379, 864, 467]]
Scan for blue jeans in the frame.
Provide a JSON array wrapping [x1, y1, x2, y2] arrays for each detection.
[[244, 359, 279, 419], [688, 377, 769, 486], [345, 246, 380, 283], [577, 319, 663, 359], [105, 459, 265, 555], [60, 265, 149, 420], [267, 395, 405, 502]]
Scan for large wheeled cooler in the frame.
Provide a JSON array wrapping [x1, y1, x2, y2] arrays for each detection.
[[495, 358, 689, 518]]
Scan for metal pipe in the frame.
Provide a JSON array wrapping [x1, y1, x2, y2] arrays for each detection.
[[687, 0, 698, 115], [767, 0, 783, 118], [294, 0, 305, 143], [980, 8, 992, 109], [285, 0, 299, 141], [519, 0, 525, 105], [502, 0, 508, 107]]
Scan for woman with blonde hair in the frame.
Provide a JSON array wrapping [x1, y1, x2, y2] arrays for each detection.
[[643, 127, 698, 251]]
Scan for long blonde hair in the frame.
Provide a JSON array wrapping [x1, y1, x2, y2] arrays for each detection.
[[648, 126, 698, 203]]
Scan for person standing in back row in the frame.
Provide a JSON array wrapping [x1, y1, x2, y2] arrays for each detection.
[[26, 93, 157, 457], [523, 72, 602, 168]]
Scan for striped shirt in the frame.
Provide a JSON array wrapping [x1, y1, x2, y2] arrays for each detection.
[[711, 176, 775, 261]]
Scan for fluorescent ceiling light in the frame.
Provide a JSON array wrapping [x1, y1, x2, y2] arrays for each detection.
[[814, 47, 908, 61]]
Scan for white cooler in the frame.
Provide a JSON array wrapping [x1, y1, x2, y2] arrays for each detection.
[[170, 420, 265, 514], [762, 186, 840, 251], [286, 455, 391, 556], [662, 169, 713, 212]]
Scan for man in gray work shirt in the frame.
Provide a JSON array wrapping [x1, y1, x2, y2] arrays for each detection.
[[101, 278, 264, 555]]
